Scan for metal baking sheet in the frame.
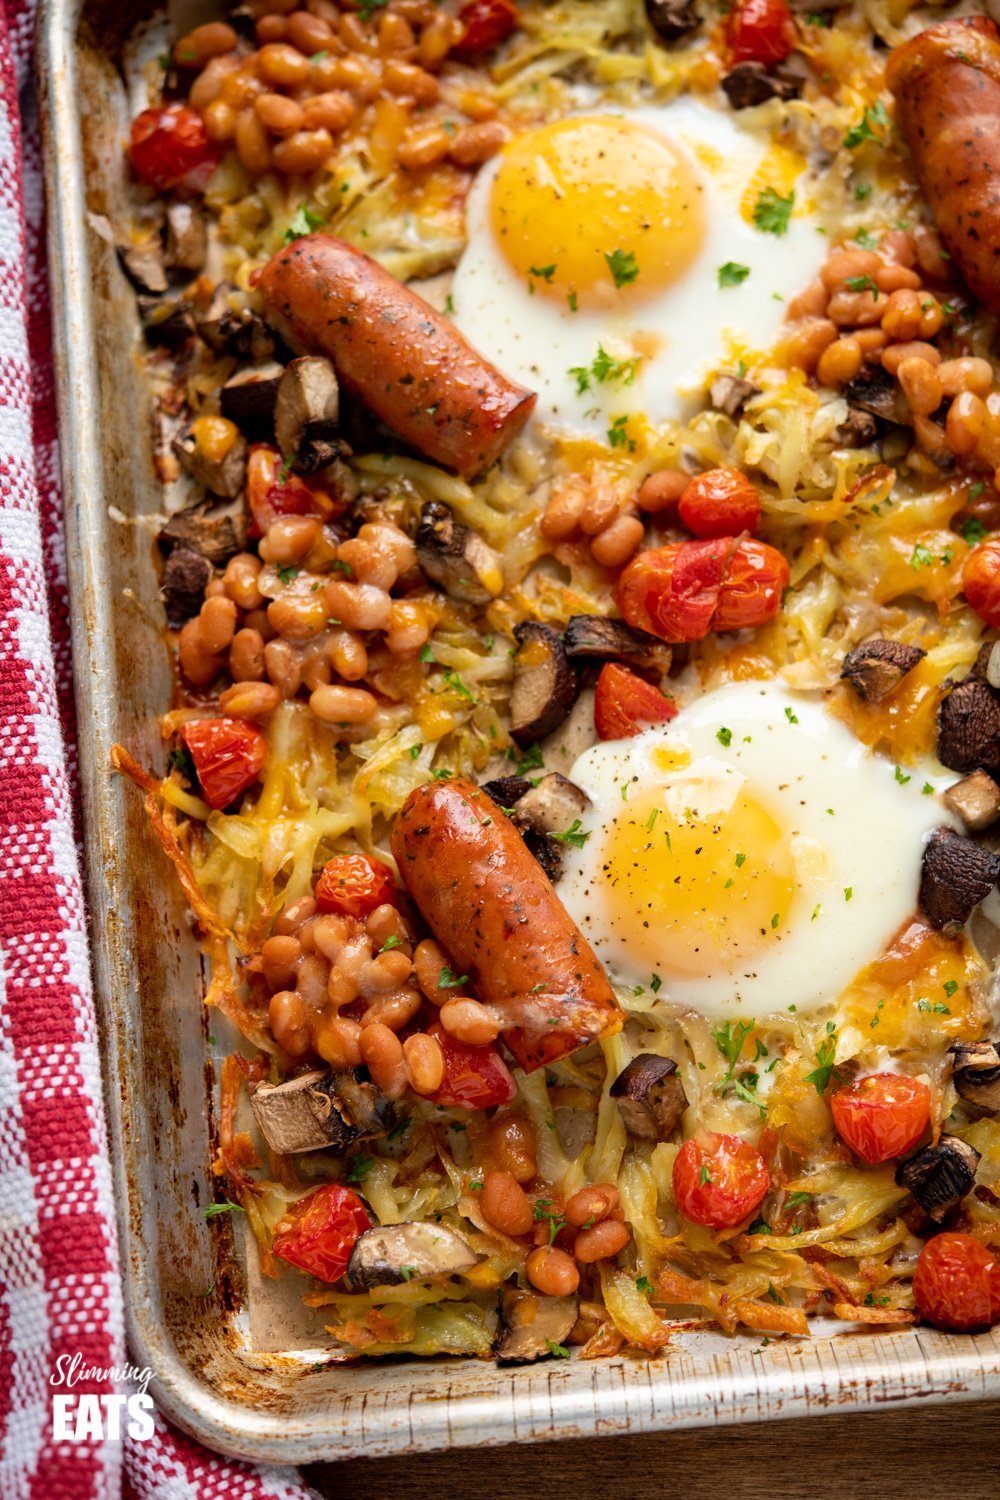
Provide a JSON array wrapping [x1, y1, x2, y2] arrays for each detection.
[[36, 0, 1000, 1462]]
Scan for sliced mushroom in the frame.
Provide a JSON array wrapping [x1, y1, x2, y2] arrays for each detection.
[[709, 373, 759, 417], [919, 826, 1000, 934], [164, 201, 207, 272], [220, 363, 285, 437], [138, 294, 197, 349], [507, 772, 591, 881], [644, 0, 700, 43], [197, 284, 277, 362], [971, 640, 1000, 690], [161, 546, 212, 626], [842, 365, 909, 424], [722, 61, 803, 109], [610, 1054, 688, 1141], [158, 501, 244, 566], [950, 1040, 1000, 1113], [510, 622, 579, 748], [228, 2, 256, 37], [495, 1288, 579, 1365], [250, 1069, 394, 1155], [415, 500, 504, 604], [840, 639, 926, 704], [833, 408, 879, 449], [894, 1135, 980, 1220], [274, 356, 345, 474], [344, 1222, 477, 1290], [118, 239, 168, 295], [480, 774, 533, 808], [943, 770, 1000, 832], [937, 678, 1000, 773], [152, 398, 189, 485], [563, 614, 672, 671], [173, 419, 248, 500]]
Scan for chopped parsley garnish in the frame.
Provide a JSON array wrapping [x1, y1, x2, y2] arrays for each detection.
[[438, 967, 468, 989], [443, 669, 475, 702], [844, 275, 879, 296], [387, 1118, 410, 1141], [276, 564, 299, 584], [379, 934, 402, 953], [922, 782, 934, 795], [533, 1198, 567, 1244], [569, 345, 641, 394], [607, 414, 636, 451], [357, 0, 389, 18], [805, 1025, 843, 1095], [546, 1340, 571, 1358], [332, 557, 353, 576], [203, 1200, 243, 1218], [567, 291, 578, 312], [917, 998, 951, 1015], [748, 1218, 771, 1235], [699, 1165, 713, 1186], [419, 643, 436, 663], [735, 852, 748, 868], [605, 248, 639, 288], [785, 1191, 812, 1210], [854, 183, 873, 202], [283, 203, 323, 243], [509, 741, 545, 774], [894, 766, 911, 785], [717, 726, 733, 747], [636, 1275, 653, 1293], [552, 819, 590, 848], [943, 980, 959, 997], [346, 1154, 374, 1183], [784, 706, 799, 724], [718, 261, 750, 288], [400, 1266, 416, 1282], [910, 542, 935, 570], [168, 745, 196, 783], [712, 1018, 754, 1081], [843, 100, 889, 150], [529, 264, 557, 283], [753, 187, 794, 237], [959, 515, 989, 546], [770, 913, 780, 930], [732, 1074, 767, 1118], [650, 973, 662, 993], [844, 887, 853, 901]]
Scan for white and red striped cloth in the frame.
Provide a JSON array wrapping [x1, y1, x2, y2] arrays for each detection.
[[0, 2, 321, 1493]]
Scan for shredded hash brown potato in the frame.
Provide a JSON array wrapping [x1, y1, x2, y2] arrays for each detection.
[[114, 0, 1000, 1360]]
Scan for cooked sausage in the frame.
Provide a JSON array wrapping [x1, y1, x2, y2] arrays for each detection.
[[390, 777, 622, 1071], [887, 17, 1000, 314], [257, 234, 536, 476]]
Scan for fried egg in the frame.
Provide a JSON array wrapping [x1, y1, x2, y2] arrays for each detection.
[[450, 99, 829, 437], [555, 682, 954, 1021]]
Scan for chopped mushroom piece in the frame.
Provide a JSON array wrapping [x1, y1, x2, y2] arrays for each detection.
[[118, 239, 168, 294], [919, 826, 1000, 933], [197, 285, 277, 361], [164, 202, 207, 271], [495, 1288, 579, 1364], [709, 373, 759, 417], [344, 1222, 477, 1290], [158, 500, 243, 566], [563, 614, 672, 671], [833, 408, 879, 449], [894, 1135, 981, 1220], [950, 1040, 1000, 1113], [415, 500, 504, 604], [971, 640, 1000, 690], [509, 622, 579, 748], [843, 365, 909, 424], [722, 61, 803, 109], [173, 419, 248, 500], [220, 363, 285, 437], [274, 356, 345, 474], [840, 639, 925, 703], [937, 678, 1000, 773], [138, 294, 197, 349], [250, 1069, 394, 1155], [480, 774, 532, 809], [161, 546, 212, 626], [644, 0, 700, 42], [610, 1054, 688, 1141], [943, 769, 1000, 832], [510, 772, 592, 881]]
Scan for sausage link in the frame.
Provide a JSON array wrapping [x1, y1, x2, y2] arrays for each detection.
[[257, 233, 536, 475], [887, 18, 1000, 313], [390, 777, 622, 1071]]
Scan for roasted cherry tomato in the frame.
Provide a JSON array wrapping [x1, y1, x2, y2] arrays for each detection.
[[272, 1184, 372, 1283], [129, 105, 222, 193], [830, 1072, 931, 1165], [315, 853, 398, 918], [673, 1132, 770, 1230], [962, 538, 1000, 628], [726, 0, 795, 67], [429, 1024, 518, 1110], [594, 662, 677, 740], [454, 0, 519, 56], [913, 1232, 1000, 1332], [678, 467, 762, 539], [615, 537, 788, 644], [179, 718, 267, 810], [246, 444, 342, 538]]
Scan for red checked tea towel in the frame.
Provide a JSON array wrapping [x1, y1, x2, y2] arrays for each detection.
[[0, 2, 320, 1494]]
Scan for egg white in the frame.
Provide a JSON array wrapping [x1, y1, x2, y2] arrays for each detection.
[[555, 682, 954, 1022], [450, 98, 829, 437]]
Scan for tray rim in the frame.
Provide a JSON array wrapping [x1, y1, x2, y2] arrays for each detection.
[[35, 0, 1000, 1463]]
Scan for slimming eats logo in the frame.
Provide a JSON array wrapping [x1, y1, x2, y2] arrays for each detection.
[[50, 1355, 155, 1442]]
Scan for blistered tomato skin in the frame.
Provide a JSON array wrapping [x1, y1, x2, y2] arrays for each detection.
[[179, 718, 267, 810], [272, 1184, 372, 1283], [678, 468, 762, 539], [830, 1072, 931, 1165], [454, 0, 518, 56], [245, 444, 341, 538], [673, 1133, 770, 1229], [913, 1232, 1000, 1331], [594, 662, 677, 740], [129, 105, 222, 193], [315, 854, 398, 918], [962, 539, 1000, 628], [726, 0, 795, 66], [429, 1024, 518, 1110], [614, 537, 788, 643]]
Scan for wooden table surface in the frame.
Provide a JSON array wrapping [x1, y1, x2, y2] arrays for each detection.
[[306, 1397, 997, 1499]]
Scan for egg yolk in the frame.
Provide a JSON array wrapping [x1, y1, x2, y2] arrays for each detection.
[[489, 116, 705, 310], [600, 776, 796, 979]]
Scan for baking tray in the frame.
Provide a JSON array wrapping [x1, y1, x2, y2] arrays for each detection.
[[36, 0, 1000, 1462]]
